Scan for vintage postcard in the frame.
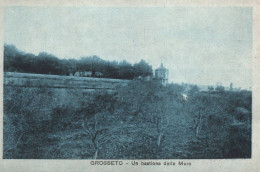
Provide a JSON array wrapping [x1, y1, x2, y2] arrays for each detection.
[[0, 0, 260, 171]]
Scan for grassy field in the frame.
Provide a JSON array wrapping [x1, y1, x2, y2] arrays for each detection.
[[3, 78, 252, 159]]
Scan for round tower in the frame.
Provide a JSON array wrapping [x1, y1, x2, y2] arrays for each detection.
[[155, 63, 169, 86]]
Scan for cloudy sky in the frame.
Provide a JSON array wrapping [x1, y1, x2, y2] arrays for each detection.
[[4, 7, 252, 89]]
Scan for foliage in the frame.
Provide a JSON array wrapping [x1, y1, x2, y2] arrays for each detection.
[[4, 44, 153, 79], [3, 80, 252, 159], [215, 85, 225, 93]]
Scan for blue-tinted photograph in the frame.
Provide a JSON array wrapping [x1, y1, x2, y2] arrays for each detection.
[[3, 7, 252, 159]]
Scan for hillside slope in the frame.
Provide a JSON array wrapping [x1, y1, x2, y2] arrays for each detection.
[[3, 80, 252, 159]]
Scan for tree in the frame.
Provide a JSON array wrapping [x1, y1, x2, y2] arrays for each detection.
[[75, 91, 118, 159], [149, 92, 176, 147], [4, 44, 155, 79], [230, 83, 233, 91], [118, 60, 134, 79], [208, 86, 214, 92], [188, 85, 200, 95], [81, 113, 109, 159], [4, 85, 54, 158], [215, 85, 225, 93], [133, 59, 153, 77]]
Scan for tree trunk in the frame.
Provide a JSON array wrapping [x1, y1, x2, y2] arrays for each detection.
[[157, 133, 163, 147], [196, 112, 203, 137], [196, 125, 200, 136], [93, 149, 98, 159]]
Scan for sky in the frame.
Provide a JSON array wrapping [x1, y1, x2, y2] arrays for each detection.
[[4, 7, 252, 89]]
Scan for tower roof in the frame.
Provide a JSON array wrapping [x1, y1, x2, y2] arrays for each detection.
[[157, 62, 167, 70]]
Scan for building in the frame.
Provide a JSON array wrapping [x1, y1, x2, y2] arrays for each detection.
[[155, 63, 169, 86], [72, 71, 104, 78], [74, 71, 92, 77], [134, 75, 152, 81]]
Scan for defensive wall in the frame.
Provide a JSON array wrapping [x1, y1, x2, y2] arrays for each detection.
[[4, 72, 130, 90]]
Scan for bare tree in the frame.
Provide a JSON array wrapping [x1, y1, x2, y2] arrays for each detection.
[[81, 113, 109, 159], [149, 95, 175, 147], [194, 111, 203, 137], [153, 115, 170, 146]]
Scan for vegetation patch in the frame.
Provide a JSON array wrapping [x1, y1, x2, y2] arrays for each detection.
[[3, 81, 252, 159]]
